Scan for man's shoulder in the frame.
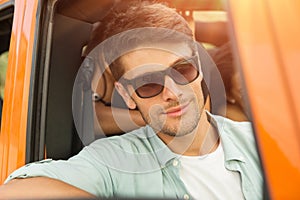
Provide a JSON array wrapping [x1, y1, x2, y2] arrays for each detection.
[[212, 114, 259, 161], [95, 125, 151, 141], [212, 114, 257, 151], [87, 126, 157, 154], [212, 114, 253, 139], [82, 126, 163, 173]]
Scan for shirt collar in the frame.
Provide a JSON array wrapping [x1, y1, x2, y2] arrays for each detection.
[[144, 126, 177, 166], [207, 112, 246, 163]]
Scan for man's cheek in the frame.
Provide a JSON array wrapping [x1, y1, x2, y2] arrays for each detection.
[[148, 104, 166, 128]]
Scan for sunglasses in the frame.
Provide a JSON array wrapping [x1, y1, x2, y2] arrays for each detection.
[[121, 55, 200, 98]]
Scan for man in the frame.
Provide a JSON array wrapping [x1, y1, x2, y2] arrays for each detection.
[[0, 1, 262, 199]]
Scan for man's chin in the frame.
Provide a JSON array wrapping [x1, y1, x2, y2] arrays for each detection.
[[159, 123, 198, 137]]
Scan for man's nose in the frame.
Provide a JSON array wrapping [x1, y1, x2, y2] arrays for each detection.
[[161, 76, 183, 101]]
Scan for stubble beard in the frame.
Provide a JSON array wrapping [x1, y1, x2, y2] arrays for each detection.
[[140, 97, 202, 137]]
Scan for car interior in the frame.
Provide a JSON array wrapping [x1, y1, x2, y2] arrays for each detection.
[[0, 5, 13, 133], [41, 0, 118, 160], [0, 5, 12, 54]]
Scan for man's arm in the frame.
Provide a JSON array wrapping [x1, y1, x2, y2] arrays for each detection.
[[0, 177, 94, 199]]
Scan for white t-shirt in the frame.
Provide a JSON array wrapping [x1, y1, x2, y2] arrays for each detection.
[[179, 143, 245, 199]]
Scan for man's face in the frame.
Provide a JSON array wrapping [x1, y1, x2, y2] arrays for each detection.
[[117, 43, 205, 137]]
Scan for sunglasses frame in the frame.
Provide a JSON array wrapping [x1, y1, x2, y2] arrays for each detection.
[[121, 54, 201, 98]]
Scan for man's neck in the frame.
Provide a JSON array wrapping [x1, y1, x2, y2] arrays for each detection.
[[158, 110, 219, 156]]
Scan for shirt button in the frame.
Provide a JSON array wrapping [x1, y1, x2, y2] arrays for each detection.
[[172, 159, 179, 167], [183, 194, 190, 200]]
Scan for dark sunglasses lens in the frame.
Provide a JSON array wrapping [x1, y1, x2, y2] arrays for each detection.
[[130, 57, 199, 98], [136, 83, 163, 98], [134, 73, 164, 98], [170, 63, 199, 84]]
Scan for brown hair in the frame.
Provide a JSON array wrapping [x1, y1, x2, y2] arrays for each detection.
[[102, 1, 192, 40], [86, 0, 194, 80]]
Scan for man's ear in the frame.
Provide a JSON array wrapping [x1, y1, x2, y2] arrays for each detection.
[[115, 82, 137, 109]]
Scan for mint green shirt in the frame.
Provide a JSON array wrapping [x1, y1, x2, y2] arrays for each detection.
[[6, 114, 263, 199]]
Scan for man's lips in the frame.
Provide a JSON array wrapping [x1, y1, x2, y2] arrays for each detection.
[[163, 102, 190, 117]]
